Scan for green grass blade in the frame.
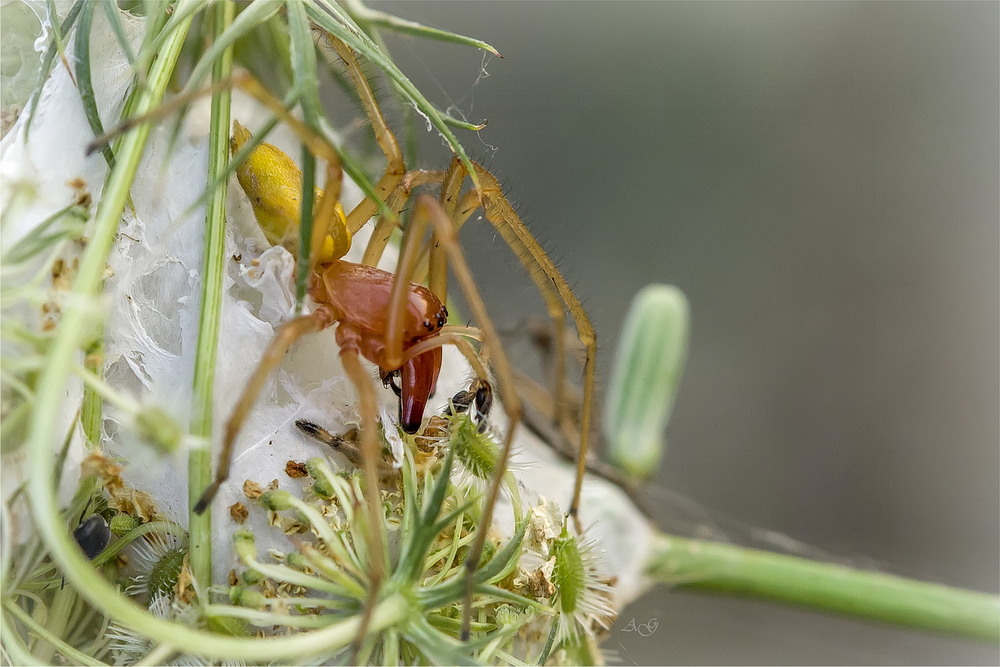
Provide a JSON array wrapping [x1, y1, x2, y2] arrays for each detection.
[[74, 1, 115, 169], [2, 599, 106, 667], [286, 0, 319, 312], [396, 446, 457, 583], [343, 0, 500, 57], [1, 204, 88, 264], [137, 0, 211, 64], [101, 0, 137, 64], [182, 0, 282, 94], [188, 0, 235, 592], [306, 1, 482, 190]]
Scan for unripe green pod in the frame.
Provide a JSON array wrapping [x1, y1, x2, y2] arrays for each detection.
[[259, 490, 294, 511], [230, 586, 268, 608], [603, 284, 689, 479], [307, 458, 334, 498], [449, 413, 499, 482], [240, 569, 263, 585], [285, 552, 310, 571], [552, 534, 585, 614], [233, 530, 257, 562]]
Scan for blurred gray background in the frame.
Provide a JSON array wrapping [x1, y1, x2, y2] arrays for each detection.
[[366, 2, 998, 664]]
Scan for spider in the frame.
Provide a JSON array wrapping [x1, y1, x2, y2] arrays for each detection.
[[192, 34, 597, 647]]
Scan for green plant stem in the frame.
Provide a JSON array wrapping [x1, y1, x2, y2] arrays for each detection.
[[75, 0, 115, 169], [648, 531, 1000, 642], [0, 608, 42, 666], [3, 599, 104, 666], [286, 0, 319, 312], [188, 0, 234, 595], [138, 642, 176, 666], [33, 584, 75, 663], [79, 341, 103, 447]]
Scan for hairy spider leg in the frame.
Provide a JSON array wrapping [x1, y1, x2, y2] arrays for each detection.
[[360, 169, 446, 270], [325, 37, 405, 236], [323, 186, 502, 659], [432, 161, 574, 433], [193, 310, 334, 514], [381, 178, 498, 430], [443, 158, 598, 527], [193, 117, 351, 516], [202, 91, 499, 657], [393, 194, 524, 642], [162, 31, 589, 648], [335, 329, 388, 662]]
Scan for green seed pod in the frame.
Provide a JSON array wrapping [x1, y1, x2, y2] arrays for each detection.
[[603, 284, 690, 479], [312, 479, 335, 499], [307, 458, 335, 498], [285, 552, 310, 571], [260, 490, 294, 511], [233, 530, 257, 562], [230, 586, 268, 608], [305, 457, 324, 479], [240, 569, 263, 585]]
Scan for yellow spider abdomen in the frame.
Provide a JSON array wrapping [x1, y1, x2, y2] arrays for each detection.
[[231, 120, 350, 263]]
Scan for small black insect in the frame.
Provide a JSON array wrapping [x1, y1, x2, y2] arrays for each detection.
[[446, 380, 493, 432], [73, 514, 111, 560]]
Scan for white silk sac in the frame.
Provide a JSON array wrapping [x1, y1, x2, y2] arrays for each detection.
[[0, 3, 653, 609]]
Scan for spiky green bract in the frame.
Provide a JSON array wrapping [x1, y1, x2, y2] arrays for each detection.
[[449, 412, 501, 483], [145, 546, 185, 599], [108, 512, 141, 536], [542, 522, 616, 652], [552, 533, 585, 617]]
